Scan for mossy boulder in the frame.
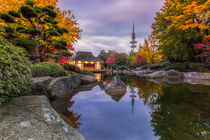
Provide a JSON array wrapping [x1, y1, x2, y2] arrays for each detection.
[[0, 95, 84, 139]]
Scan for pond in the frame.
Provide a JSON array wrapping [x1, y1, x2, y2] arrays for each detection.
[[51, 75, 210, 140]]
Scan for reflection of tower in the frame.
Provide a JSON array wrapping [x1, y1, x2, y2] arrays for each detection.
[[130, 21, 137, 53], [129, 87, 137, 117]]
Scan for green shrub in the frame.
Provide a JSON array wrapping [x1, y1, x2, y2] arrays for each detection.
[[189, 63, 205, 70], [63, 63, 81, 73], [118, 65, 129, 70], [164, 63, 189, 71], [63, 63, 94, 76], [0, 38, 32, 105], [149, 61, 170, 69], [32, 62, 67, 77], [140, 64, 150, 70], [206, 63, 210, 69], [79, 70, 94, 76]]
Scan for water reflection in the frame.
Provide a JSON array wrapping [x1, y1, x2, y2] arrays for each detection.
[[94, 73, 102, 81], [150, 84, 210, 140], [52, 75, 210, 140]]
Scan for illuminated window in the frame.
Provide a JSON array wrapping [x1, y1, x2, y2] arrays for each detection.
[[95, 63, 101, 70]]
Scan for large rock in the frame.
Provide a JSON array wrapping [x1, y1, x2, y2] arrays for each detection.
[[48, 75, 81, 97], [32, 76, 53, 97], [165, 71, 183, 78], [145, 70, 166, 78], [80, 75, 97, 85], [183, 72, 210, 85], [105, 76, 127, 93], [183, 78, 210, 85], [184, 72, 210, 80], [0, 96, 84, 140]]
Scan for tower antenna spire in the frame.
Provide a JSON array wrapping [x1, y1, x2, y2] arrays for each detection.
[[130, 20, 137, 53], [133, 20, 135, 32]]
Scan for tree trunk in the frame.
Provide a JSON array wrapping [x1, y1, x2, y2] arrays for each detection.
[[35, 17, 40, 63]]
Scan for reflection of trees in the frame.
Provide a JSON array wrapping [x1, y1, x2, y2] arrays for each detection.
[[150, 84, 210, 140], [57, 100, 81, 129], [120, 76, 136, 87], [138, 82, 163, 110], [131, 77, 147, 89], [52, 98, 82, 129]]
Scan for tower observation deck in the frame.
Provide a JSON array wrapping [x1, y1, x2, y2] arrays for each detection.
[[130, 21, 137, 53]]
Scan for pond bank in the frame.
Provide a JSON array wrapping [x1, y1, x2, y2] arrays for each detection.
[[110, 69, 210, 85], [0, 74, 98, 140], [0, 96, 84, 140]]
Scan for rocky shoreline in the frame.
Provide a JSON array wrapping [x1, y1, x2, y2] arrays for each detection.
[[111, 69, 210, 85], [1, 70, 209, 139], [0, 74, 98, 140]]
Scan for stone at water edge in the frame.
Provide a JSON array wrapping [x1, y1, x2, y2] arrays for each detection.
[[165, 71, 183, 78], [48, 74, 81, 97], [32, 76, 53, 97], [0, 96, 84, 140], [184, 72, 210, 80], [145, 70, 166, 78], [105, 76, 127, 91], [80, 75, 97, 85]]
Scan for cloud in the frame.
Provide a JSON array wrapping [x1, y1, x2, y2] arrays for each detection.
[[58, 0, 164, 55], [74, 35, 144, 56]]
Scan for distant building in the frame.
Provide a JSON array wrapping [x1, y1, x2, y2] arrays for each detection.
[[67, 51, 103, 70]]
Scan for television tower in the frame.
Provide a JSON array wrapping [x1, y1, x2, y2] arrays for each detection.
[[130, 21, 137, 53]]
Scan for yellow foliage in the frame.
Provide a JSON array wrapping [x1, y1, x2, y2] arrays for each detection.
[[163, 0, 209, 32], [138, 35, 162, 64]]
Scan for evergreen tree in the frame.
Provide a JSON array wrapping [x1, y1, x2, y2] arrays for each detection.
[[0, 0, 71, 62]]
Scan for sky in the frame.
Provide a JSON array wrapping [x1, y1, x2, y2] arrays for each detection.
[[58, 0, 164, 56]]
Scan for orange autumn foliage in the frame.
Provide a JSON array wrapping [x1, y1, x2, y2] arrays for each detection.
[[163, 0, 209, 33], [0, 0, 81, 44]]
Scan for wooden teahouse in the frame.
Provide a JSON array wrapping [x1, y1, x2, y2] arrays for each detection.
[[67, 51, 103, 70]]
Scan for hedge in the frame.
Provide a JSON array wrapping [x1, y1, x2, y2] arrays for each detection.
[[0, 38, 32, 105], [32, 62, 67, 77]]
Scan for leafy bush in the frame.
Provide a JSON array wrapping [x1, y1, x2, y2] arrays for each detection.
[[140, 64, 150, 70], [0, 38, 32, 105], [111, 64, 118, 69], [118, 65, 129, 70], [130, 55, 147, 68], [79, 70, 94, 76], [206, 63, 210, 69], [164, 63, 189, 71], [149, 61, 170, 69], [63, 63, 94, 76], [63, 63, 81, 73], [32, 62, 67, 77], [136, 55, 147, 65], [189, 63, 205, 70]]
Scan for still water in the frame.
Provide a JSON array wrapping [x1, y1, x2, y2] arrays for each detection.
[[52, 75, 210, 140]]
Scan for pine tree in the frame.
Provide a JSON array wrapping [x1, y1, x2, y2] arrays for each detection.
[[0, 0, 72, 62]]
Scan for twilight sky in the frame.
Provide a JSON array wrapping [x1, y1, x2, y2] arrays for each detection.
[[58, 0, 164, 56]]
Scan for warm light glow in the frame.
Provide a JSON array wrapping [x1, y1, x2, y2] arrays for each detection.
[[78, 61, 82, 64], [85, 61, 88, 64], [76, 63, 83, 69], [95, 63, 101, 70], [95, 73, 101, 81], [91, 62, 94, 64]]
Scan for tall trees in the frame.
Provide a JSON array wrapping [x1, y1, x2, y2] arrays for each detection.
[[152, 0, 209, 62], [0, 0, 70, 62], [98, 50, 109, 63], [0, 0, 81, 52], [138, 35, 162, 64]]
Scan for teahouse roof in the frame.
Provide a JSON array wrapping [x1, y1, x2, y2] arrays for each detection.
[[68, 51, 103, 63]]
